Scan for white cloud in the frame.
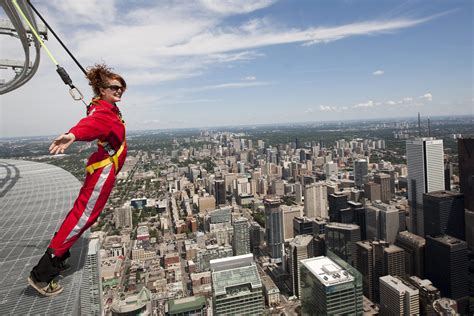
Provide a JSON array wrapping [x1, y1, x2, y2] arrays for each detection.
[[386, 100, 396, 105], [353, 100, 374, 108], [319, 105, 338, 112], [243, 76, 257, 81], [403, 97, 413, 102], [420, 93, 433, 101], [199, 0, 277, 15], [373, 70, 384, 76], [35, 1, 446, 85]]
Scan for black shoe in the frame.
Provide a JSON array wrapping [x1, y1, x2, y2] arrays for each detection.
[[58, 258, 71, 274], [28, 273, 63, 297]]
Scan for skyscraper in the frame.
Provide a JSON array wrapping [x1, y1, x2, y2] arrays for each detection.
[[423, 191, 465, 240], [325, 223, 361, 267], [304, 182, 328, 218], [379, 275, 420, 316], [356, 240, 405, 302], [328, 192, 348, 222], [364, 182, 381, 202], [214, 179, 226, 206], [281, 205, 303, 241], [354, 159, 369, 188], [289, 235, 314, 298], [374, 173, 392, 203], [395, 231, 425, 278], [80, 238, 103, 315], [406, 137, 445, 236], [211, 254, 264, 315], [232, 217, 250, 256], [264, 197, 284, 262], [458, 138, 474, 212], [366, 201, 400, 243], [300, 256, 363, 315], [425, 235, 469, 310], [114, 206, 133, 229]]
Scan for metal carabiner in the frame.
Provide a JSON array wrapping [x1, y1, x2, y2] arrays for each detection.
[[69, 86, 84, 101]]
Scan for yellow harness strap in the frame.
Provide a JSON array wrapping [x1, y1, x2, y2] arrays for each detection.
[[86, 141, 126, 175]]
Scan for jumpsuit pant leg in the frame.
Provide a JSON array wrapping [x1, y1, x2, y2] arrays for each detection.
[[31, 163, 116, 282]]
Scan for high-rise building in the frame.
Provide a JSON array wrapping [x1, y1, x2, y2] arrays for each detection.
[[425, 235, 469, 307], [114, 206, 133, 229], [466, 210, 474, 250], [325, 161, 338, 177], [214, 179, 226, 206], [366, 201, 400, 243], [356, 240, 405, 302], [364, 182, 381, 202], [423, 191, 465, 240], [281, 205, 303, 241], [374, 173, 392, 203], [406, 137, 445, 236], [249, 221, 264, 253], [458, 138, 474, 212], [271, 179, 285, 196], [325, 223, 361, 267], [232, 217, 250, 256], [304, 182, 328, 218], [264, 198, 284, 262], [294, 182, 303, 203], [300, 256, 363, 315], [395, 231, 425, 278], [407, 276, 442, 316], [328, 192, 348, 222], [80, 238, 103, 315], [379, 275, 419, 316], [354, 159, 369, 188], [293, 216, 314, 236], [211, 254, 264, 315], [349, 201, 367, 240], [289, 235, 314, 298]]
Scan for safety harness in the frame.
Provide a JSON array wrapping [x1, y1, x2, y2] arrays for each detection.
[[85, 99, 126, 175]]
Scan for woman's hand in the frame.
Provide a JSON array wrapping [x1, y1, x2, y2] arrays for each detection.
[[49, 133, 76, 155]]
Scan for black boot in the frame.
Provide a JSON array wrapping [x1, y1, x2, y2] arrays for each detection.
[[28, 249, 63, 296]]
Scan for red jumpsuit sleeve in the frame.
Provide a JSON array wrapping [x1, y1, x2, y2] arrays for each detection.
[[68, 108, 112, 142]]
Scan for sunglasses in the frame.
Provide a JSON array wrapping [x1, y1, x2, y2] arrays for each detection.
[[105, 85, 124, 91]]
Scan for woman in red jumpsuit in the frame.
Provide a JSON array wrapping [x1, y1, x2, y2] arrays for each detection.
[[28, 64, 127, 296]]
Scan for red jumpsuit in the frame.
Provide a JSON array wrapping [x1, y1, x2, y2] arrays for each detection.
[[49, 99, 127, 257]]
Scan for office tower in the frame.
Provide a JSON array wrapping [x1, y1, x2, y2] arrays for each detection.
[[406, 137, 445, 236], [294, 182, 303, 203], [80, 239, 103, 315], [210, 254, 264, 315], [300, 256, 363, 315], [374, 173, 392, 203], [233, 217, 250, 256], [272, 179, 285, 196], [114, 206, 133, 229], [249, 221, 264, 252], [289, 235, 314, 298], [293, 216, 314, 236], [423, 191, 465, 240], [395, 231, 425, 278], [264, 198, 284, 262], [312, 217, 327, 235], [356, 240, 405, 302], [282, 205, 303, 240], [458, 138, 474, 211], [354, 159, 369, 188], [304, 182, 328, 218], [233, 138, 241, 152], [425, 235, 469, 309], [466, 210, 474, 249], [328, 192, 348, 222], [214, 179, 226, 206], [379, 275, 419, 316], [364, 182, 381, 202], [325, 223, 361, 267], [349, 201, 367, 240], [366, 202, 400, 243], [325, 161, 338, 177], [407, 276, 443, 315]]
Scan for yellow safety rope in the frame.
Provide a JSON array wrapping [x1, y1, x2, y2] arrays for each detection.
[[85, 141, 126, 175]]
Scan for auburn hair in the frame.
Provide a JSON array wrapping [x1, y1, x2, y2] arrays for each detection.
[[86, 64, 126, 97]]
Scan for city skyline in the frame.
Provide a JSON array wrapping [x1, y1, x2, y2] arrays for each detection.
[[1, 0, 472, 137]]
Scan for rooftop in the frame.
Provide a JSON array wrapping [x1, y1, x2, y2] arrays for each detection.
[[0, 159, 88, 315], [301, 256, 354, 287]]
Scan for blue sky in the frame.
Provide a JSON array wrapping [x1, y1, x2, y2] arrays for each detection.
[[0, 0, 472, 137]]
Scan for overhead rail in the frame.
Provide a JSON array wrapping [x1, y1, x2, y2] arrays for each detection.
[[0, 0, 42, 94]]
